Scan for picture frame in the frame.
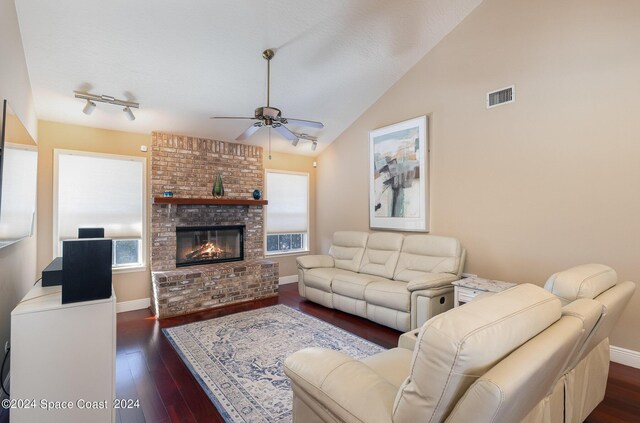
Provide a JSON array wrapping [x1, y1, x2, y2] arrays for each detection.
[[369, 115, 428, 231]]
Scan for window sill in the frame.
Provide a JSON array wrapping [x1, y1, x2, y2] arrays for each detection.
[[265, 250, 310, 258], [112, 265, 148, 275]]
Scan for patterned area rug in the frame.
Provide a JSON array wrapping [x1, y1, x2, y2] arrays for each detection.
[[163, 304, 386, 423]]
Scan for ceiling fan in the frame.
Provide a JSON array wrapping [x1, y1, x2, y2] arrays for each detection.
[[211, 49, 324, 145]]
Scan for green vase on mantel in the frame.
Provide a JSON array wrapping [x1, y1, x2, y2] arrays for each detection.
[[212, 173, 224, 198]]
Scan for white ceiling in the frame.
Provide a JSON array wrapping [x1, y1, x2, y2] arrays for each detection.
[[16, 0, 482, 155]]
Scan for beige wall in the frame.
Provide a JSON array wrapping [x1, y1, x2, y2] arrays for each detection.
[[317, 0, 640, 351], [263, 152, 317, 278], [37, 121, 152, 302], [0, 0, 38, 364]]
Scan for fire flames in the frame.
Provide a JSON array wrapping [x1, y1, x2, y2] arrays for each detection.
[[185, 242, 224, 260]]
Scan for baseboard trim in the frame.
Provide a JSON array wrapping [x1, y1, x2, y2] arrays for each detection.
[[117, 298, 151, 313], [610, 345, 640, 369], [279, 275, 298, 285]]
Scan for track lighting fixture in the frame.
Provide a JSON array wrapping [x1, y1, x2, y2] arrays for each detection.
[[291, 138, 299, 147], [82, 99, 96, 115], [292, 132, 318, 151], [123, 106, 136, 121], [74, 91, 139, 121]]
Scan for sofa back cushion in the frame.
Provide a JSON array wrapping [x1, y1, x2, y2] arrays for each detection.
[[544, 263, 617, 306], [392, 284, 561, 423], [329, 231, 369, 272], [446, 314, 582, 423], [359, 232, 404, 278], [394, 234, 462, 282]]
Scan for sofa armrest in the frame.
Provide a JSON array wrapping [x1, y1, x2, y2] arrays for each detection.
[[406, 273, 458, 291], [398, 328, 421, 351], [284, 348, 396, 423], [296, 255, 334, 269]]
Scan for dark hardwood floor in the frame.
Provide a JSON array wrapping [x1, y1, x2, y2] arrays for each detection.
[[1, 283, 638, 422]]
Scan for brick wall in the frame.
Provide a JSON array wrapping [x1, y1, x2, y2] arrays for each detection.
[[150, 132, 278, 318], [151, 132, 266, 272], [151, 132, 263, 199]]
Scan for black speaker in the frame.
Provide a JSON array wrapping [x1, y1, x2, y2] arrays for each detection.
[[42, 257, 63, 287], [78, 227, 105, 239], [62, 238, 112, 304]]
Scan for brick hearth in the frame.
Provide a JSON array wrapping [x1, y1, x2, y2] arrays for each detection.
[[150, 132, 278, 318], [151, 260, 278, 318]]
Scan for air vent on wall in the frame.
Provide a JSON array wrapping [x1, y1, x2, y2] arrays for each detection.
[[487, 85, 515, 109]]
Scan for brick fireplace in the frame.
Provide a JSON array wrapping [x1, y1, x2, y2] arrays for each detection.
[[150, 132, 279, 318]]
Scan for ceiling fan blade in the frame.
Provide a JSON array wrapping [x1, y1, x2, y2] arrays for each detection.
[[282, 118, 324, 129], [236, 123, 263, 141], [210, 116, 258, 120], [272, 124, 298, 141]]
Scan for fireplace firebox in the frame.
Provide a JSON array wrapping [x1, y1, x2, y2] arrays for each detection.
[[176, 225, 244, 267]]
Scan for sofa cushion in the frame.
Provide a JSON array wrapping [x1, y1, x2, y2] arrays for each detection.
[[329, 231, 369, 272], [359, 232, 404, 279], [304, 268, 351, 292], [333, 272, 387, 300], [394, 234, 462, 282], [365, 280, 411, 312], [544, 264, 617, 305]]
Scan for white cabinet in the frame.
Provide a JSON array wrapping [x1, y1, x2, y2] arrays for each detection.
[[10, 282, 116, 423]]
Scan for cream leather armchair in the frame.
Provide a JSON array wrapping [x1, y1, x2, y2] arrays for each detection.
[[543, 264, 636, 422], [285, 284, 586, 423]]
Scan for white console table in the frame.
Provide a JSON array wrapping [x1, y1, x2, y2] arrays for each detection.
[[10, 282, 116, 423]]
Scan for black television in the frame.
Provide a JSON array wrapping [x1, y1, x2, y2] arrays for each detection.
[[0, 99, 38, 248]]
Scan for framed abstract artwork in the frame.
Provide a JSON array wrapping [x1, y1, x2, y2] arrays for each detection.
[[369, 116, 428, 231]]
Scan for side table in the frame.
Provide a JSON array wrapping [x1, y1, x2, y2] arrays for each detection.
[[452, 277, 517, 307]]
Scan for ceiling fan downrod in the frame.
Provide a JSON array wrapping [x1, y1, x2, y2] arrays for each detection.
[[262, 49, 274, 108]]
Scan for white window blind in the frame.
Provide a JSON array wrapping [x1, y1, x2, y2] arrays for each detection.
[[0, 145, 38, 240], [55, 151, 144, 249], [266, 171, 308, 234]]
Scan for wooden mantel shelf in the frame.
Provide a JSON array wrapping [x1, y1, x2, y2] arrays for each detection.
[[153, 197, 268, 206]]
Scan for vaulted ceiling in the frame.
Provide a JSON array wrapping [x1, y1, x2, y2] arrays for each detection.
[[16, 0, 482, 154]]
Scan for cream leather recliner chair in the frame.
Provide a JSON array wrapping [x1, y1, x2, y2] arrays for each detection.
[[284, 284, 588, 423], [543, 264, 636, 423]]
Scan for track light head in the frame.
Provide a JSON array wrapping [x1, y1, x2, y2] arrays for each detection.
[[123, 106, 135, 121], [311, 141, 317, 151], [82, 99, 96, 115], [291, 137, 299, 147]]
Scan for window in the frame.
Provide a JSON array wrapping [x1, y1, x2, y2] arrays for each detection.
[[265, 170, 309, 255], [54, 150, 146, 270]]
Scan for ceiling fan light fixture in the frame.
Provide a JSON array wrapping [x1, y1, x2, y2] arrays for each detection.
[[210, 48, 323, 145]]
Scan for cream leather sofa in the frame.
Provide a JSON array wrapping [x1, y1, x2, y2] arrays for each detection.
[[296, 231, 465, 331], [284, 284, 587, 423]]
